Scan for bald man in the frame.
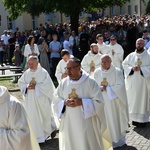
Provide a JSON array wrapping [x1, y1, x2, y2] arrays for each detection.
[[18, 56, 56, 143], [94, 54, 129, 148], [122, 38, 150, 127]]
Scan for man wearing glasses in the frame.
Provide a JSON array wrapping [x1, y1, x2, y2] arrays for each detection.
[[108, 35, 124, 70], [52, 57, 112, 150]]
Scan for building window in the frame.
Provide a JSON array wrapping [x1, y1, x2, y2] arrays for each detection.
[[128, 5, 131, 15], [120, 6, 123, 15], [0, 15, 1, 26], [32, 16, 38, 30], [7, 16, 12, 29], [111, 6, 116, 16], [135, 5, 138, 13]]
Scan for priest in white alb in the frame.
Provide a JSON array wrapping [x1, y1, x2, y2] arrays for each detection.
[[18, 55, 56, 143], [55, 49, 73, 84], [108, 35, 124, 69], [96, 34, 110, 54], [52, 57, 112, 150], [94, 54, 129, 148], [122, 38, 150, 127], [81, 43, 102, 76], [0, 86, 40, 150]]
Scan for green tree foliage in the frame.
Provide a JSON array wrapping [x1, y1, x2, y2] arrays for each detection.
[[2, 0, 130, 33], [146, 0, 150, 14]]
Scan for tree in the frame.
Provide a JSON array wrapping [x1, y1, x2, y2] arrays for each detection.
[[146, 0, 150, 14], [2, 0, 130, 34]]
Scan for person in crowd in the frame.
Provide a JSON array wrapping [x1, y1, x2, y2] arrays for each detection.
[[24, 35, 40, 61], [108, 35, 124, 69], [103, 31, 110, 45], [122, 38, 150, 127], [0, 42, 4, 66], [81, 43, 102, 77], [126, 22, 137, 54], [1, 30, 10, 63], [63, 33, 72, 54], [21, 37, 28, 71], [79, 28, 90, 60], [94, 54, 129, 148], [49, 34, 61, 79], [14, 43, 21, 67], [8, 33, 16, 65], [55, 49, 73, 84], [38, 38, 50, 75], [18, 56, 56, 143], [69, 31, 79, 58], [0, 86, 40, 150], [142, 30, 149, 46], [52, 57, 112, 150], [18, 31, 26, 49]]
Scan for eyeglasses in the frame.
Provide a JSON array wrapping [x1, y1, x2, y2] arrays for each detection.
[[101, 60, 111, 64], [64, 65, 80, 71], [110, 39, 116, 41]]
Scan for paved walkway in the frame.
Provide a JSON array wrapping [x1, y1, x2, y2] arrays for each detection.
[[40, 122, 150, 150]]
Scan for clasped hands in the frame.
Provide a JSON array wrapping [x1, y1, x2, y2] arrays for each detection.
[[100, 85, 107, 92], [64, 98, 82, 107], [132, 66, 141, 71], [90, 66, 95, 72], [27, 83, 36, 90]]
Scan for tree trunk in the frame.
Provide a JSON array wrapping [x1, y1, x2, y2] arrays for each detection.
[[70, 12, 79, 35]]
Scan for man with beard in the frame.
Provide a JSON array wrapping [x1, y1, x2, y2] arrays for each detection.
[[122, 38, 150, 127], [81, 43, 102, 77]]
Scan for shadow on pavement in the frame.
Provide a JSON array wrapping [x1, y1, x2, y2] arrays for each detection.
[[114, 144, 137, 150], [133, 123, 150, 139], [40, 138, 59, 150]]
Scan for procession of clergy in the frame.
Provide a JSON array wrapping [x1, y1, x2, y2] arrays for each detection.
[[1, 35, 150, 150]]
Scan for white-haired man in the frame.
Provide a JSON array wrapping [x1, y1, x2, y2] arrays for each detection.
[[18, 55, 56, 143]]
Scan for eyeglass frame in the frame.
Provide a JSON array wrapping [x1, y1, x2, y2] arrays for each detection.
[[64, 65, 80, 71]]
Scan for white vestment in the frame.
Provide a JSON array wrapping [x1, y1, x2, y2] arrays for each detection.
[[55, 59, 67, 84], [81, 51, 102, 76], [18, 64, 56, 143], [0, 86, 40, 150], [122, 50, 150, 122], [52, 71, 112, 150], [108, 43, 124, 69], [97, 42, 110, 54], [55, 55, 73, 84], [94, 65, 129, 147]]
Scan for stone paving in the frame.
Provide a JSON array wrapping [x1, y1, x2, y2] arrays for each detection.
[[40, 122, 150, 150]]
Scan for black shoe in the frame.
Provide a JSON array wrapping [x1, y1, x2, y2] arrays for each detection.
[[39, 142, 45, 146], [132, 121, 139, 126], [51, 130, 59, 139]]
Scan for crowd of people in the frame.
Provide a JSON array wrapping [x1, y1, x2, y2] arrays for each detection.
[[1, 13, 150, 150]]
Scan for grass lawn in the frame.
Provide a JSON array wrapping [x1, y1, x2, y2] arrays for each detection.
[[0, 77, 22, 100]]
